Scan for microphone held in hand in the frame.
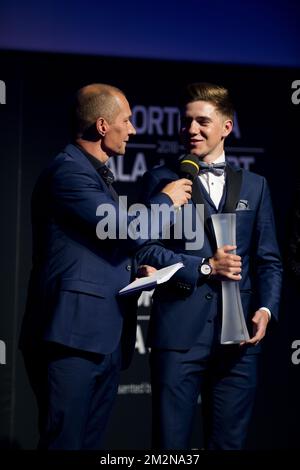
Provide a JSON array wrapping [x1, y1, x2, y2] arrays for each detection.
[[179, 154, 200, 181]]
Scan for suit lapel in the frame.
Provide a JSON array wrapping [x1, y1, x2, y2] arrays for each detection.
[[222, 164, 243, 213], [65, 144, 118, 201], [191, 176, 205, 207], [191, 164, 243, 249], [191, 177, 215, 243]]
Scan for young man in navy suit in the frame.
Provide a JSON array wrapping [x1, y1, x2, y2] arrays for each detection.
[[136, 82, 282, 449], [19, 83, 192, 449]]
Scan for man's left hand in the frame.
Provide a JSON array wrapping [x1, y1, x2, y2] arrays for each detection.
[[240, 309, 270, 346], [136, 265, 157, 278]]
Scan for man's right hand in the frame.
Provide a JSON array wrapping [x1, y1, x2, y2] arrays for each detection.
[[209, 245, 242, 281], [161, 178, 192, 207]]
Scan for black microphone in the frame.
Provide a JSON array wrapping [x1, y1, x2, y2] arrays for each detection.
[[179, 154, 200, 181]]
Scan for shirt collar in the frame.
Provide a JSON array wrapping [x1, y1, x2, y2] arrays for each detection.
[[206, 152, 225, 164], [75, 144, 107, 172]]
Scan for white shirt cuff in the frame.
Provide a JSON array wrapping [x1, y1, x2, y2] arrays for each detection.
[[259, 307, 271, 319]]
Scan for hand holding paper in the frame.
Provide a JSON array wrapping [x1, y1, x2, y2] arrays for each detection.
[[119, 262, 184, 296]]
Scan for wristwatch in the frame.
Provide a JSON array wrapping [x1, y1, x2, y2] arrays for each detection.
[[199, 258, 212, 277]]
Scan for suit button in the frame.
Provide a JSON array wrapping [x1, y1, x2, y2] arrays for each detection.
[[126, 265, 131, 271], [205, 293, 213, 300]]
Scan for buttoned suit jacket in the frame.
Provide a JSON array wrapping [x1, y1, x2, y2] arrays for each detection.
[[136, 158, 282, 350], [19, 144, 171, 368]]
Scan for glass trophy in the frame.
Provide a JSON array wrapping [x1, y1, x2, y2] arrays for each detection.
[[211, 213, 250, 344]]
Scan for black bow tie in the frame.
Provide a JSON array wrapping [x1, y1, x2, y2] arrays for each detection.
[[98, 166, 115, 185], [199, 161, 226, 176]]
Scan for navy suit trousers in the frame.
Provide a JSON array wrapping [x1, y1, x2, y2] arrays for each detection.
[[150, 318, 258, 450], [23, 342, 121, 449]]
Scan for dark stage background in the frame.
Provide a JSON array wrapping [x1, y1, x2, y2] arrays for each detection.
[[0, 50, 299, 449]]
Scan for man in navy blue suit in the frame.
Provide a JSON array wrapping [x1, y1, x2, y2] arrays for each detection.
[[136, 82, 282, 449], [19, 83, 192, 449]]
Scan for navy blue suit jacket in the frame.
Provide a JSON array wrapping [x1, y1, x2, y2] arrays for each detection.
[[19, 144, 172, 368], [136, 160, 282, 350]]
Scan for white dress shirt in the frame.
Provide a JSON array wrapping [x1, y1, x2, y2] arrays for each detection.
[[199, 152, 226, 209]]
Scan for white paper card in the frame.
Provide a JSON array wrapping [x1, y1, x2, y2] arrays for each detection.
[[119, 262, 184, 295]]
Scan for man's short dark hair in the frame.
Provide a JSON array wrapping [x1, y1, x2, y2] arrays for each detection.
[[182, 82, 234, 120]]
